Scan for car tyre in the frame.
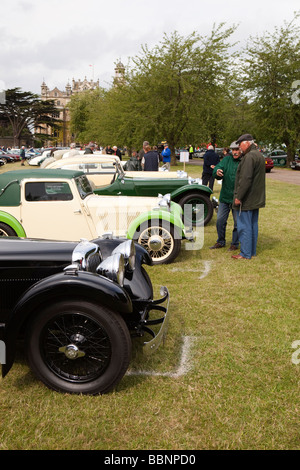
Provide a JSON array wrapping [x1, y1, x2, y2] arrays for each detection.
[[178, 192, 214, 226], [0, 222, 17, 237], [26, 300, 132, 395], [134, 219, 181, 265]]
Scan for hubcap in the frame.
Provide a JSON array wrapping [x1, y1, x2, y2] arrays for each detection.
[[138, 226, 174, 261], [59, 344, 85, 360], [41, 313, 112, 382], [148, 236, 164, 251]]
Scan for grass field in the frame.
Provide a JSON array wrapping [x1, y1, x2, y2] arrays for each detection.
[[0, 160, 299, 450]]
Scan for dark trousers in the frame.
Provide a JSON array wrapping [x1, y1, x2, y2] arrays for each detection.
[[202, 172, 215, 191]]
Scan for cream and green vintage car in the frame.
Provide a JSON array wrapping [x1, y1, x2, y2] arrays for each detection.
[[0, 169, 188, 264], [44, 154, 215, 226]]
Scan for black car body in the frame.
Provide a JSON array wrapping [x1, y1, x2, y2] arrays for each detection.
[[0, 236, 169, 395]]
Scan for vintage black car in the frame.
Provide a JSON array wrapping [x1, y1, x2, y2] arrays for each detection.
[[0, 236, 169, 395]]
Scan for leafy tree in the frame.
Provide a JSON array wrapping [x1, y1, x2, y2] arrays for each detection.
[[69, 26, 237, 158], [241, 12, 300, 162], [0, 87, 61, 147], [124, 26, 237, 159]]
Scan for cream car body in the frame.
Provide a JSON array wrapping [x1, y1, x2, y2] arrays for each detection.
[[0, 169, 186, 264]]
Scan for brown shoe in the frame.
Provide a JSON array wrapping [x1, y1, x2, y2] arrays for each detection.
[[209, 242, 225, 249], [228, 245, 239, 251], [231, 254, 249, 259]]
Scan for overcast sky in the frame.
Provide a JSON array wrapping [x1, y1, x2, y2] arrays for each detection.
[[0, 0, 299, 95]]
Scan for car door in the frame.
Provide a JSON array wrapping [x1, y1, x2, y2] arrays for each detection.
[[20, 178, 94, 241]]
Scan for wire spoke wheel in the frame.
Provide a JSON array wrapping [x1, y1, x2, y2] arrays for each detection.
[[135, 219, 181, 264], [41, 312, 112, 382], [26, 301, 132, 394]]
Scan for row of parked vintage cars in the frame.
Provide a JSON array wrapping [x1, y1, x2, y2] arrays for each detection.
[[0, 150, 218, 395]]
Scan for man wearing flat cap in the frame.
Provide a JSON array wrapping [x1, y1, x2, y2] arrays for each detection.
[[232, 134, 265, 260]]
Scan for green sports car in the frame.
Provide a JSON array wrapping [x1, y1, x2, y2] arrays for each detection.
[[45, 154, 215, 226]]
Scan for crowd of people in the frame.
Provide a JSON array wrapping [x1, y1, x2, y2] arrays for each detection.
[[118, 135, 266, 261], [13, 134, 265, 261]]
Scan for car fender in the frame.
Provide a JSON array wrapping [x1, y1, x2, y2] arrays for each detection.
[[126, 209, 185, 240], [2, 270, 133, 378], [170, 184, 212, 201], [0, 211, 26, 237]]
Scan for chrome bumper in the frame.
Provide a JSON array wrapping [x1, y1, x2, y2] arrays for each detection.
[[135, 286, 170, 354]]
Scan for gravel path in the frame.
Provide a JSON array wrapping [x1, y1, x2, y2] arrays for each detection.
[[265, 168, 300, 185], [188, 159, 300, 185]]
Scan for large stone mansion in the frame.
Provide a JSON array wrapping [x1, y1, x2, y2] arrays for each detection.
[[37, 62, 125, 146]]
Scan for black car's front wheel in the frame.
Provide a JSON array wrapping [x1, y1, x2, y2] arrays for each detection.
[[134, 219, 181, 264], [26, 300, 132, 395]]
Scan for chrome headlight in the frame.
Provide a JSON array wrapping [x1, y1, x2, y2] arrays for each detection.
[[177, 170, 187, 178], [188, 176, 202, 185], [64, 239, 101, 273], [158, 193, 171, 210], [112, 239, 135, 272], [96, 252, 125, 286]]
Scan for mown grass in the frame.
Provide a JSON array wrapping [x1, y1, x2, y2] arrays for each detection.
[[0, 160, 299, 450]]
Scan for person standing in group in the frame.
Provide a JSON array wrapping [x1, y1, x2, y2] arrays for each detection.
[[123, 150, 142, 171], [20, 146, 26, 165], [69, 143, 80, 157], [112, 146, 122, 160], [202, 145, 220, 191], [232, 133, 266, 260], [210, 141, 242, 251], [84, 142, 95, 154], [142, 144, 159, 171], [106, 145, 113, 155], [161, 143, 171, 170]]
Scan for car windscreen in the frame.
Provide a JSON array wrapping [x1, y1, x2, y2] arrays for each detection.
[[75, 175, 94, 199], [116, 161, 125, 177]]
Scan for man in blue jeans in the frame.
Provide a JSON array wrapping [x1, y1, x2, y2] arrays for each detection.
[[210, 141, 242, 251], [232, 134, 266, 260]]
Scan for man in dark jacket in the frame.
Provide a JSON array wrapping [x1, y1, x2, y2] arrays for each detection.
[[84, 142, 95, 154], [143, 144, 159, 171], [112, 146, 122, 161], [232, 133, 266, 260], [202, 145, 220, 190], [210, 141, 242, 251], [123, 150, 142, 171]]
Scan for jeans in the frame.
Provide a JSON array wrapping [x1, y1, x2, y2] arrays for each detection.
[[236, 209, 259, 259], [216, 202, 239, 247]]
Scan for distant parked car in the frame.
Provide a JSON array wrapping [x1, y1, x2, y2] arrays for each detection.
[[0, 151, 15, 163], [290, 157, 300, 170], [267, 150, 287, 167], [263, 154, 274, 172]]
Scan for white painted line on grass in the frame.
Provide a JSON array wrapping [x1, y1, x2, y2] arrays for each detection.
[[127, 335, 197, 378], [170, 260, 212, 279]]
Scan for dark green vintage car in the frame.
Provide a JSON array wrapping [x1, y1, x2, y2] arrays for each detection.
[[45, 155, 215, 226]]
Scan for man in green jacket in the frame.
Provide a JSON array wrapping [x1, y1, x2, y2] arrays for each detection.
[[232, 133, 266, 260], [210, 141, 242, 251]]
